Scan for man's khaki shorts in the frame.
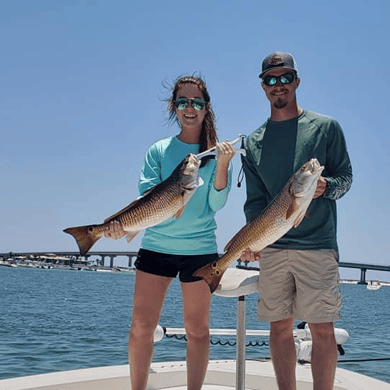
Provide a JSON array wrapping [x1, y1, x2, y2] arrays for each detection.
[[258, 247, 342, 323]]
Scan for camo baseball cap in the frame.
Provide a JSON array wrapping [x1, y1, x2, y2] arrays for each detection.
[[259, 52, 298, 79]]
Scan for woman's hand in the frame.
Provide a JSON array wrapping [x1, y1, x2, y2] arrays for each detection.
[[104, 220, 127, 240], [216, 140, 236, 165], [213, 141, 236, 191]]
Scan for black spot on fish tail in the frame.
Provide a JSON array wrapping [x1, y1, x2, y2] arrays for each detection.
[[193, 263, 226, 294]]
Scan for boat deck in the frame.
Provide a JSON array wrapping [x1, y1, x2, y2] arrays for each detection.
[[1, 359, 390, 390]]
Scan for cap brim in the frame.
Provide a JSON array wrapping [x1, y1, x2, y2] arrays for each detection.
[[259, 66, 297, 79]]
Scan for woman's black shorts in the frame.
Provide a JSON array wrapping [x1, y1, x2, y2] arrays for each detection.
[[135, 248, 219, 283]]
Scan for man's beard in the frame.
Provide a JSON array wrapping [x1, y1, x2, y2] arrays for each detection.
[[273, 98, 288, 109]]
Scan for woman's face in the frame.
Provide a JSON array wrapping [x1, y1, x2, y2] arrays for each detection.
[[174, 83, 207, 132]]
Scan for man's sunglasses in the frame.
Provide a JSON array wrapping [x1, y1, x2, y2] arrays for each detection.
[[263, 73, 296, 87], [173, 98, 207, 111]]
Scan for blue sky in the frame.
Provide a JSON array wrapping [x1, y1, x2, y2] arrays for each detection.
[[1, 0, 389, 282]]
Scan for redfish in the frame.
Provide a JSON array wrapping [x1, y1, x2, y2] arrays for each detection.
[[64, 154, 202, 256], [193, 159, 324, 293]]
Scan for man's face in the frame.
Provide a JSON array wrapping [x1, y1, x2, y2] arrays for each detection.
[[261, 68, 300, 110]]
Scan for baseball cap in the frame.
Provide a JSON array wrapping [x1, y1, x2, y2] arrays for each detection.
[[259, 52, 298, 79]]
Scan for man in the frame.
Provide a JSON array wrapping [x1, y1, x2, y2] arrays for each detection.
[[241, 52, 352, 390]]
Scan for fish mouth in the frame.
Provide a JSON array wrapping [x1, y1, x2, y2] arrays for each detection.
[[308, 158, 323, 173], [180, 154, 201, 189], [186, 154, 201, 170], [300, 159, 324, 177], [291, 158, 324, 197]]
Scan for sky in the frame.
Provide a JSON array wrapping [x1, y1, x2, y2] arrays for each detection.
[[1, 0, 389, 282]]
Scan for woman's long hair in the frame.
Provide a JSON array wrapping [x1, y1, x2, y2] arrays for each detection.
[[166, 75, 218, 165]]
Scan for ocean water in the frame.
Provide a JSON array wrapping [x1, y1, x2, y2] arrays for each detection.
[[1, 267, 389, 384]]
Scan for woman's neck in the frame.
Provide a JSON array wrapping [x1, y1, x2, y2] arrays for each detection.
[[177, 127, 201, 144]]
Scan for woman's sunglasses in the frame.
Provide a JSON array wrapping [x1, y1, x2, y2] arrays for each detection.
[[173, 98, 207, 111], [263, 73, 295, 87]]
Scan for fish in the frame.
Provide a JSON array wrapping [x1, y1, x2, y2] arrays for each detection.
[[193, 158, 324, 293], [64, 154, 203, 256]]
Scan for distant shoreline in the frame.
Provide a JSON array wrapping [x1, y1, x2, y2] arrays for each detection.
[[2, 259, 390, 285], [0, 258, 134, 273]]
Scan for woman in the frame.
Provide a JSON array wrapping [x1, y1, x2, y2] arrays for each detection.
[[106, 75, 235, 390]]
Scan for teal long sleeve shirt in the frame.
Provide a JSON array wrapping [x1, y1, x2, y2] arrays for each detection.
[[139, 136, 232, 255], [243, 110, 352, 251]]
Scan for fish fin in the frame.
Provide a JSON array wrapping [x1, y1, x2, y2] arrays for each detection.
[[63, 225, 101, 256], [174, 206, 186, 219], [224, 237, 235, 252], [286, 198, 300, 220], [193, 262, 226, 294], [126, 230, 141, 243], [104, 199, 142, 223], [224, 222, 252, 252], [293, 211, 306, 228]]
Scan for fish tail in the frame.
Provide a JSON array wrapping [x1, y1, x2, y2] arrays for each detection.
[[63, 225, 102, 256], [193, 262, 226, 294]]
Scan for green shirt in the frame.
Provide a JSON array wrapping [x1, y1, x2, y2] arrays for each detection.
[[243, 110, 352, 251], [140, 136, 232, 255]]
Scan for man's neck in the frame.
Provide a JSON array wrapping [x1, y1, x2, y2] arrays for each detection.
[[270, 105, 303, 122]]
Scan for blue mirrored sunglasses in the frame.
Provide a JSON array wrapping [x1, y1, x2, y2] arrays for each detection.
[[173, 98, 207, 111], [263, 73, 295, 87]]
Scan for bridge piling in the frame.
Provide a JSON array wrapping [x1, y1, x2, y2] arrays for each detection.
[[359, 268, 367, 284]]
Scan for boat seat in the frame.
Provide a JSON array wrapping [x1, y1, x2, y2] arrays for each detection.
[[213, 266, 260, 390], [214, 267, 259, 298]]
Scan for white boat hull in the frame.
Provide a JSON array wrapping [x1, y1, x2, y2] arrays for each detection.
[[1, 359, 390, 390], [367, 281, 382, 290]]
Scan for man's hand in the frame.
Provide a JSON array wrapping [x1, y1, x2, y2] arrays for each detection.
[[240, 248, 261, 262], [313, 176, 327, 199]]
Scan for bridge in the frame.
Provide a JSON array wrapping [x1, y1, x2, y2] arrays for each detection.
[[1, 251, 390, 284], [237, 260, 390, 284], [338, 262, 390, 284]]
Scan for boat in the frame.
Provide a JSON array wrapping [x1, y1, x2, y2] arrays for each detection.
[[2, 358, 390, 390], [367, 280, 382, 290], [0, 260, 17, 267], [0, 263, 17, 268], [340, 279, 358, 285], [1, 268, 389, 390]]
